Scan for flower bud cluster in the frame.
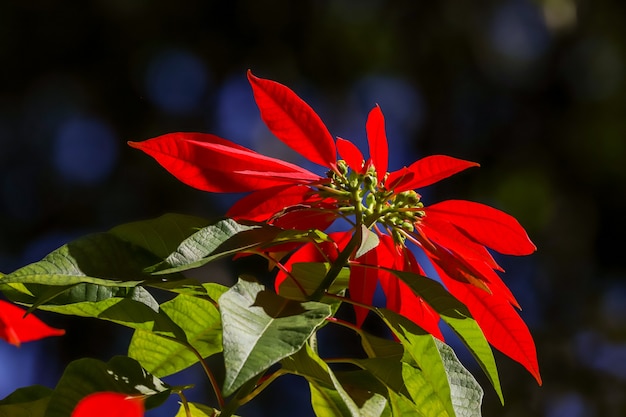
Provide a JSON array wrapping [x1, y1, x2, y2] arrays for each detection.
[[322, 160, 426, 245]]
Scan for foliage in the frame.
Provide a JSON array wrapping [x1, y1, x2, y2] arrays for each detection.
[[0, 72, 540, 416]]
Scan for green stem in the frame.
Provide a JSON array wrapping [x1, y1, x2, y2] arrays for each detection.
[[309, 226, 362, 301], [176, 390, 192, 417], [186, 343, 225, 408], [309, 186, 364, 301], [238, 369, 287, 405], [159, 335, 225, 409], [220, 374, 263, 417]]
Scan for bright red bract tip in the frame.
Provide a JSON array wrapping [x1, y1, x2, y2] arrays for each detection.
[[0, 300, 65, 346], [71, 392, 144, 417], [247, 70, 337, 169], [365, 105, 388, 178]]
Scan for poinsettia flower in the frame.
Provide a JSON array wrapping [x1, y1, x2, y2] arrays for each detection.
[[130, 71, 540, 384], [0, 299, 65, 346], [71, 392, 144, 417]]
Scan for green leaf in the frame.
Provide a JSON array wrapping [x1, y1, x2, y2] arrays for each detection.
[[387, 390, 427, 417], [278, 262, 350, 301], [310, 383, 357, 417], [220, 277, 331, 396], [2, 233, 161, 288], [282, 344, 364, 417], [281, 343, 334, 386], [33, 288, 187, 340], [385, 268, 502, 402], [377, 309, 455, 417], [175, 402, 230, 417], [434, 339, 483, 417], [356, 225, 380, 258], [45, 356, 170, 417], [110, 213, 211, 259], [348, 356, 463, 416], [0, 385, 52, 417], [335, 370, 390, 417], [150, 219, 328, 275], [440, 309, 503, 404], [149, 219, 280, 274], [358, 331, 403, 360], [41, 282, 156, 309], [349, 358, 409, 398], [377, 308, 484, 417], [128, 290, 223, 377]]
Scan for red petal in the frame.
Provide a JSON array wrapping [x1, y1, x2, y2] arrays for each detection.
[[129, 133, 319, 193], [0, 300, 65, 346], [271, 204, 339, 231], [336, 138, 365, 173], [385, 167, 415, 191], [71, 392, 144, 417], [247, 71, 337, 168], [424, 200, 536, 255], [274, 232, 349, 292], [350, 239, 395, 327], [375, 239, 444, 340], [393, 155, 479, 192], [418, 215, 502, 271], [396, 248, 444, 340], [463, 256, 520, 309], [227, 184, 312, 221], [418, 238, 492, 293], [366, 105, 388, 178], [437, 269, 541, 385], [422, 237, 520, 309]]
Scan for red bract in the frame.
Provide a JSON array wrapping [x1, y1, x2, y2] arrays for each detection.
[[0, 300, 65, 346], [130, 71, 540, 384], [71, 392, 144, 417]]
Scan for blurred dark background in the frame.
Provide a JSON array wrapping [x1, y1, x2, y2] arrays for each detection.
[[1, 0, 625, 416]]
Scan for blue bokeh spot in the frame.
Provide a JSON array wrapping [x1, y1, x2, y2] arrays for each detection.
[[53, 117, 119, 184]]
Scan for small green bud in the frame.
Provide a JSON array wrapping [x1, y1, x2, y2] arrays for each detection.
[[401, 221, 414, 233], [337, 160, 349, 176]]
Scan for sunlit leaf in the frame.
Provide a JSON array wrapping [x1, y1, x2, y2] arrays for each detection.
[[277, 262, 349, 301], [282, 344, 361, 417], [377, 308, 484, 416], [383, 268, 502, 400], [148, 219, 285, 274], [387, 389, 427, 417], [433, 338, 483, 417], [220, 277, 331, 396], [174, 402, 228, 417], [310, 383, 354, 417], [355, 225, 380, 259], [128, 290, 222, 378]]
